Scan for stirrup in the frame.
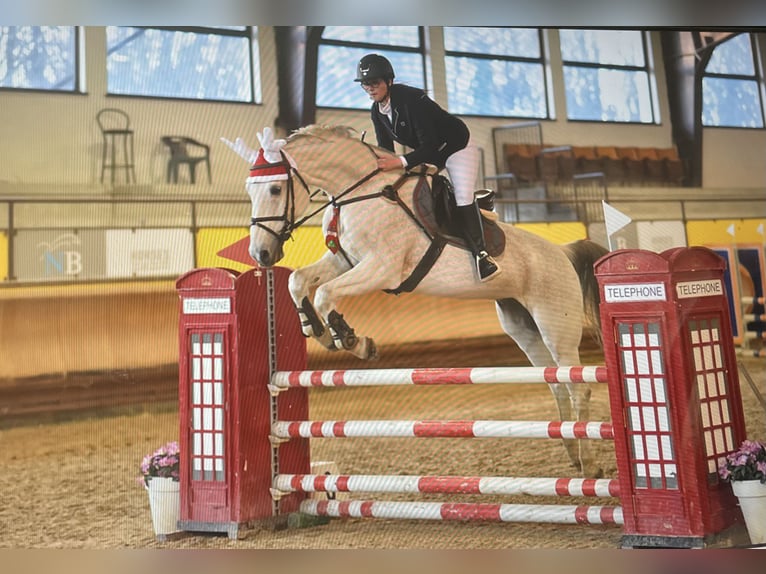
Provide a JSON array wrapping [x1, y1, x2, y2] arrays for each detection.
[[477, 251, 500, 282], [475, 189, 495, 212]]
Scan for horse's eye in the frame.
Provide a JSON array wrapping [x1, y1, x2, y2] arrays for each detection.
[[269, 185, 281, 196]]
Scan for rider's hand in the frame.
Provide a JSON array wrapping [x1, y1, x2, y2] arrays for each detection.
[[376, 156, 405, 171]]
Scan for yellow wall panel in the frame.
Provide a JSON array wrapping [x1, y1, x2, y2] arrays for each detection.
[[686, 219, 766, 246], [514, 222, 588, 244], [196, 226, 327, 271], [0, 231, 7, 281]]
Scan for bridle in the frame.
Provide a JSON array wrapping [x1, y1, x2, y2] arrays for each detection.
[[247, 147, 384, 245]]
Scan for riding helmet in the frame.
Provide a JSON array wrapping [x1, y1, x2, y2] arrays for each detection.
[[355, 53, 395, 82]]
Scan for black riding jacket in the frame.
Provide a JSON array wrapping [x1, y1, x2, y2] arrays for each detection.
[[370, 83, 469, 169]]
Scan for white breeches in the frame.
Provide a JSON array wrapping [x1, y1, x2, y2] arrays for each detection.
[[445, 142, 481, 206]]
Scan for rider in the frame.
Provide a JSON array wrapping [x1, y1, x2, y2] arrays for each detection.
[[354, 53, 500, 282]]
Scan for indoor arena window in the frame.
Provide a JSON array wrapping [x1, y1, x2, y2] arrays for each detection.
[[443, 27, 549, 118], [0, 26, 81, 92], [316, 26, 425, 109], [560, 29, 658, 124], [106, 26, 261, 103], [702, 33, 765, 128]]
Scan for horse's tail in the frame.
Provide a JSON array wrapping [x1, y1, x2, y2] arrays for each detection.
[[562, 239, 609, 348]]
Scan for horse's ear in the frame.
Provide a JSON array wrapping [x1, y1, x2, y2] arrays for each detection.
[[220, 137, 258, 163], [257, 127, 287, 163]]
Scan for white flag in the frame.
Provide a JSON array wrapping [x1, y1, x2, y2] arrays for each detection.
[[726, 223, 736, 237], [602, 201, 632, 238], [757, 223, 764, 236]]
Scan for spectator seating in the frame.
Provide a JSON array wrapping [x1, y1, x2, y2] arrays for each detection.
[[501, 143, 685, 187]]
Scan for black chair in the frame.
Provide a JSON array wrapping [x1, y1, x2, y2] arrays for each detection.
[[161, 136, 212, 184], [97, 108, 136, 184]]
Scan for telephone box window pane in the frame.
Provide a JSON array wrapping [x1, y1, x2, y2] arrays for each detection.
[[646, 435, 660, 458], [193, 432, 201, 456], [635, 350, 649, 373], [701, 403, 711, 427], [214, 332, 223, 354], [214, 382, 223, 405], [623, 353, 635, 375], [658, 406, 670, 432], [191, 333, 200, 354], [202, 333, 212, 355], [638, 378, 653, 401], [651, 350, 663, 373], [203, 382, 213, 404], [722, 399, 731, 423], [202, 358, 212, 380], [627, 379, 638, 402], [203, 432, 213, 455], [203, 407, 213, 431], [192, 382, 201, 404], [661, 435, 673, 458], [632, 435, 645, 459], [711, 401, 723, 425], [714, 428, 726, 451], [214, 357, 223, 381], [629, 406, 642, 431], [665, 465, 678, 488], [643, 407, 657, 432], [192, 358, 201, 380], [215, 432, 224, 455], [214, 407, 224, 431], [648, 324, 660, 346], [192, 408, 201, 431]]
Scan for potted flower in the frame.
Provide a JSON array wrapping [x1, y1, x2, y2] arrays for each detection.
[[718, 439, 766, 544], [139, 441, 181, 540]]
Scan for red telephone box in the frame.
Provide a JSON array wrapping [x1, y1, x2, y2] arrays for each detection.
[[595, 247, 748, 548], [175, 266, 309, 538]]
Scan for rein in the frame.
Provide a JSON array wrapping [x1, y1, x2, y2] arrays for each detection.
[[249, 149, 383, 244], [248, 142, 446, 294]]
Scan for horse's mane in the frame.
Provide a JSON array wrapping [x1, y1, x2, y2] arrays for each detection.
[[288, 124, 358, 143]]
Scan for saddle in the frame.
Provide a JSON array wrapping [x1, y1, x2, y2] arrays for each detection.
[[411, 174, 506, 258]]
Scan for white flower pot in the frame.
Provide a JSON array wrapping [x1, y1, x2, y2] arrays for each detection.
[[731, 479, 766, 545], [146, 477, 180, 540]]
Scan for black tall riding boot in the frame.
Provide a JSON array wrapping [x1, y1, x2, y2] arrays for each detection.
[[456, 203, 501, 282]]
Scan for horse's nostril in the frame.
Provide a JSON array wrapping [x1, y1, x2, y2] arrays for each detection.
[[259, 250, 272, 266]]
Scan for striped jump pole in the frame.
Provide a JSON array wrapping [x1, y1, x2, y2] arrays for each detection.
[[272, 419, 614, 440], [270, 365, 607, 391], [741, 296, 766, 306], [299, 499, 624, 525], [274, 474, 620, 498], [742, 313, 766, 322]]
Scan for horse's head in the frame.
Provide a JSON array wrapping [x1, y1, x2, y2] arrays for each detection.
[[222, 127, 310, 267]]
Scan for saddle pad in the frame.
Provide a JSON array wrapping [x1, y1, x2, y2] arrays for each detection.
[[412, 177, 506, 258]]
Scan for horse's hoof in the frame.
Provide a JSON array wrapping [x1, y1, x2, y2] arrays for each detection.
[[365, 339, 378, 361]]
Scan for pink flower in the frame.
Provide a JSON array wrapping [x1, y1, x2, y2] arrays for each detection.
[[719, 440, 766, 484], [139, 440, 181, 486]]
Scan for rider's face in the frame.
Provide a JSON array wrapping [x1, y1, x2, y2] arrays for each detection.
[[361, 78, 390, 103]]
